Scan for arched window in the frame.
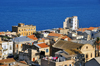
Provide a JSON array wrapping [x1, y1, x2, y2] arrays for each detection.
[[86, 54, 88, 58], [10, 45, 12, 50], [19, 29, 20, 32], [91, 53, 92, 57], [86, 46, 88, 49]]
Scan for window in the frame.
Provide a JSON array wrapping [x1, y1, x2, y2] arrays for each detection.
[[91, 53, 92, 57], [4, 46, 6, 49], [86, 46, 88, 49], [46, 49, 49, 53], [29, 32, 30, 35], [69, 64, 72, 66], [29, 29, 30, 31], [10, 45, 12, 50], [19, 29, 20, 32], [86, 54, 88, 58], [21, 44, 23, 48], [16, 45, 18, 48]]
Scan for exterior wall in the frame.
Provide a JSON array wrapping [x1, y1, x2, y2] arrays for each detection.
[[18, 44, 23, 52], [0, 43, 2, 60], [18, 26, 36, 36], [15, 43, 23, 54], [12, 26, 18, 33], [63, 18, 69, 29], [12, 23, 36, 36], [41, 59, 56, 66], [1, 41, 13, 59], [44, 39, 50, 45], [42, 33, 49, 37], [81, 44, 95, 62], [39, 47, 50, 56], [56, 60, 74, 66], [76, 36, 84, 39], [63, 16, 79, 30], [72, 16, 78, 30], [31, 49, 39, 62], [94, 32, 100, 38], [59, 29, 69, 35]]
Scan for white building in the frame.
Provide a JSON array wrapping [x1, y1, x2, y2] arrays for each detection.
[[0, 38, 13, 60], [63, 16, 79, 30]]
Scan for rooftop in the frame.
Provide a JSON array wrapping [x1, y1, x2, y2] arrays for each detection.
[[34, 43, 49, 48], [48, 33, 62, 37], [77, 27, 98, 32], [53, 40, 84, 50], [27, 35, 38, 40], [64, 49, 82, 55], [0, 58, 15, 63], [61, 36, 72, 41], [13, 36, 33, 43]]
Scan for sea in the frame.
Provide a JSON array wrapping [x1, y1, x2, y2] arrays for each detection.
[[0, 0, 100, 31]]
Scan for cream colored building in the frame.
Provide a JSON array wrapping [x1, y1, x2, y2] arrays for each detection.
[[63, 16, 79, 30], [53, 40, 95, 62], [12, 23, 36, 36], [81, 44, 95, 62], [34, 43, 50, 56], [12, 36, 34, 54]]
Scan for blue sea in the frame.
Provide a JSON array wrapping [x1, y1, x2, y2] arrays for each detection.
[[0, 0, 100, 31]]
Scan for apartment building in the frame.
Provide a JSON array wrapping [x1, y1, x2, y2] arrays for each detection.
[[12, 23, 36, 36], [0, 38, 13, 60], [63, 16, 79, 30]]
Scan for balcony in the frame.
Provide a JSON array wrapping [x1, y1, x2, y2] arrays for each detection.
[[3, 49, 8, 51]]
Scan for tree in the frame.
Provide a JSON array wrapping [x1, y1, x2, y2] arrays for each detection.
[[33, 32, 41, 39], [17, 33, 20, 37], [95, 37, 100, 56]]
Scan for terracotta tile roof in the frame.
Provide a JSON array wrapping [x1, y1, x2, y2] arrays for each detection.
[[0, 32, 5, 35], [27, 35, 38, 40], [37, 43, 49, 48], [0, 58, 15, 63], [77, 28, 88, 32], [48, 33, 62, 37], [87, 27, 98, 31], [77, 27, 98, 32], [59, 28, 63, 30], [20, 61, 27, 64], [61, 36, 72, 41]]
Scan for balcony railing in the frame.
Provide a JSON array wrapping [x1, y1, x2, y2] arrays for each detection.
[[3, 49, 8, 51]]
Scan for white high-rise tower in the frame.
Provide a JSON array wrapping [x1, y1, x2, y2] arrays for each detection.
[[63, 16, 79, 30]]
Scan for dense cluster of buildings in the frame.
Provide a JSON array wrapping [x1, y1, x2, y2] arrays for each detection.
[[0, 16, 100, 66]]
